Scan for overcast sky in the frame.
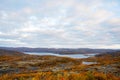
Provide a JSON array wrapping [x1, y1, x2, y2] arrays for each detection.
[[0, 0, 120, 49]]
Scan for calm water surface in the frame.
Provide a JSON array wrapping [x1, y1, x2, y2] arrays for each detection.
[[24, 52, 97, 58], [82, 61, 98, 65]]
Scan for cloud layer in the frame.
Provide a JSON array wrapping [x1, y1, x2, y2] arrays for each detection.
[[0, 0, 120, 49]]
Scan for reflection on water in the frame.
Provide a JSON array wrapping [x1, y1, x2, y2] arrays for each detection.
[[24, 52, 97, 58]]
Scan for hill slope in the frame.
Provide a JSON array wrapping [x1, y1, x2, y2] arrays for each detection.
[[0, 49, 25, 56]]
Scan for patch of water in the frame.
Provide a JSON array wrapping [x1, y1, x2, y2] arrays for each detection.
[[24, 52, 97, 59]]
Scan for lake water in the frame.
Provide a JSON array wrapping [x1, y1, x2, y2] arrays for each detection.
[[82, 61, 98, 65], [24, 52, 97, 58]]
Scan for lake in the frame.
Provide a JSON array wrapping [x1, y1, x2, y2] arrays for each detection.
[[24, 52, 97, 58], [82, 61, 98, 65]]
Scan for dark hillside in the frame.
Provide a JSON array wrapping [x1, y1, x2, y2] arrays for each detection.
[[0, 49, 25, 56], [96, 51, 120, 57]]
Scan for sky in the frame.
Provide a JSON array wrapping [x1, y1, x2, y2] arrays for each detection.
[[0, 0, 120, 49]]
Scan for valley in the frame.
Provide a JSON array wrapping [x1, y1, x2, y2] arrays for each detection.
[[0, 49, 120, 80]]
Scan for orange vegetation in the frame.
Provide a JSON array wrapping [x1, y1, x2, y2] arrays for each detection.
[[0, 71, 119, 80]]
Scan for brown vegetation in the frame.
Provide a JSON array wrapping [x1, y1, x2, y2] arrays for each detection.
[[0, 50, 120, 80], [0, 71, 119, 80]]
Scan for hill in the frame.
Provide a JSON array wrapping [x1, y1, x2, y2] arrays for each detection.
[[0, 49, 25, 56], [0, 47, 119, 54]]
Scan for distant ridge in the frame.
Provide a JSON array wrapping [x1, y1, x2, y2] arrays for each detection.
[[0, 49, 25, 56], [0, 47, 119, 54]]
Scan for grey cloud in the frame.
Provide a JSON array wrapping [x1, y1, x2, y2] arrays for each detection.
[[0, 0, 120, 49]]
